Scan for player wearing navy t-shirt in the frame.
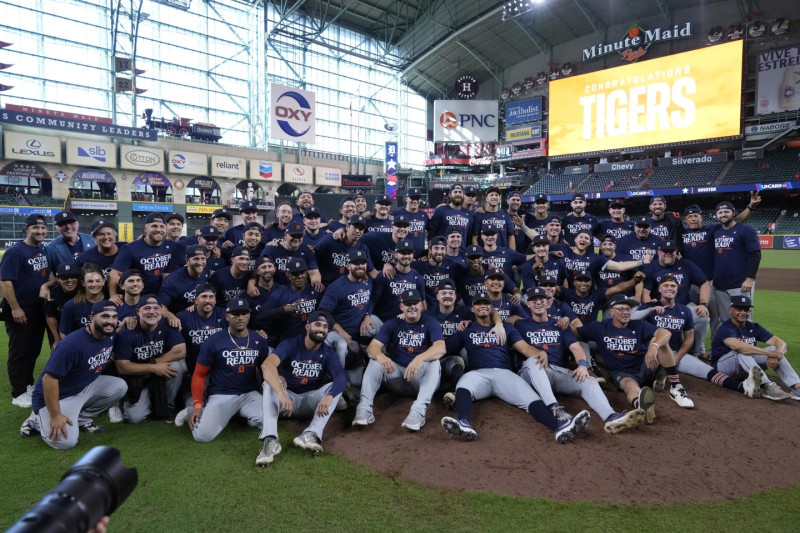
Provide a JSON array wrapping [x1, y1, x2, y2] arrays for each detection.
[[291, 191, 328, 226], [561, 194, 599, 246], [314, 215, 377, 286], [646, 195, 682, 243], [366, 195, 394, 233], [371, 240, 427, 322], [219, 200, 260, 250], [595, 199, 634, 240], [75, 220, 124, 280], [413, 236, 465, 308], [470, 187, 516, 249], [261, 221, 321, 288], [109, 213, 180, 296], [479, 223, 529, 278], [59, 264, 106, 336], [44, 263, 80, 351], [361, 216, 412, 270], [440, 293, 591, 443], [427, 184, 474, 246], [160, 245, 209, 317], [595, 234, 635, 294], [615, 217, 661, 261], [516, 288, 645, 434], [389, 188, 429, 252], [300, 207, 329, 249], [208, 246, 252, 309], [352, 290, 445, 431], [256, 311, 346, 465], [115, 270, 144, 321], [456, 245, 518, 305], [186, 299, 269, 443], [483, 268, 529, 323], [176, 283, 228, 374], [246, 256, 278, 315], [20, 301, 127, 449], [257, 258, 323, 346], [520, 236, 570, 291], [262, 202, 294, 245]]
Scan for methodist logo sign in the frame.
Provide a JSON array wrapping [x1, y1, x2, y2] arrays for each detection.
[[505, 97, 542, 126], [433, 100, 498, 142], [270, 83, 316, 144], [549, 40, 743, 157]]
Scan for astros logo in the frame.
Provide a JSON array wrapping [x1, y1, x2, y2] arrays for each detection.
[[439, 112, 457, 129]]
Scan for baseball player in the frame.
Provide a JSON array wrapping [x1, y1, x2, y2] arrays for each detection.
[[366, 194, 394, 233], [456, 245, 519, 305], [327, 197, 358, 234], [257, 258, 323, 347], [115, 269, 144, 321], [44, 262, 80, 352], [314, 215, 377, 286], [615, 217, 662, 261], [440, 292, 591, 443], [470, 186, 516, 250], [58, 263, 106, 337], [646, 195, 682, 243], [260, 221, 321, 287], [561, 193, 598, 246], [300, 206, 329, 248], [520, 236, 570, 290], [20, 300, 128, 449], [219, 200, 260, 249], [360, 215, 412, 270], [427, 184, 474, 246], [412, 236, 466, 308], [45, 210, 93, 274], [352, 289, 445, 431], [187, 299, 269, 442], [506, 191, 535, 254], [194, 225, 226, 275], [256, 310, 346, 465], [483, 268, 529, 323], [711, 295, 800, 401], [389, 188, 429, 253], [516, 287, 645, 434], [75, 220, 124, 280], [595, 198, 634, 240], [246, 256, 278, 313], [208, 246, 252, 309], [371, 240, 427, 323], [159, 244, 209, 319], [291, 190, 328, 226], [479, 223, 530, 278], [175, 282, 228, 376], [262, 202, 294, 244], [558, 269, 645, 325], [562, 230, 648, 287]]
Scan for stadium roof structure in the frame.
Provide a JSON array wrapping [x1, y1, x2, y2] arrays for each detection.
[[266, 0, 761, 100]]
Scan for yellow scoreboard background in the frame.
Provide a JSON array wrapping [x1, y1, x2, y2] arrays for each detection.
[[548, 40, 743, 156]]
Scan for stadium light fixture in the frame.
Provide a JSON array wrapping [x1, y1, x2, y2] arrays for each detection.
[[502, 0, 539, 22]]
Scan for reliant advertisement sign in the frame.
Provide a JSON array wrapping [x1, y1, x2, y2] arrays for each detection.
[[210, 155, 246, 179]]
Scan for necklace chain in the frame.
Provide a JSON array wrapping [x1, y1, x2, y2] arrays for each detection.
[[228, 329, 250, 351]]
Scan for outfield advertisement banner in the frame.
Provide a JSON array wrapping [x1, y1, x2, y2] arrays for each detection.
[[549, 40, 743, 156]]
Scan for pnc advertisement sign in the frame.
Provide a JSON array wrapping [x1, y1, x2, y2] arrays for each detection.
[[549, 40, 743, 157], [433, 100, 498, 142], [270, 83, 316, 144]]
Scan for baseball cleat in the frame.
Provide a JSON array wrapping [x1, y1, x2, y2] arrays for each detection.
[[742, 366, 763, 399], [11, 391, 32, 409], [108, 405, 124, 423], [639, 387, 656, 424], [555, 410, 590, 444], [20, 412, 39, 438], [761, 382, 792, 401], [351, 407, 375, 427], [293, 431, 323, 454], [550, 404, 572, 425], [791, 387, 800, 401], [173, 407, 189, 427], [256, 437, 282, 466], [401, 411, 426, 431], [335, 395, 348, 411], [79, 421, 105, 434], [603, 409, 645, 434], [441, 416, 477, 441], [669, 384, 695, 409], [442, 392, 456, 411], [653, 366, 667, 393]]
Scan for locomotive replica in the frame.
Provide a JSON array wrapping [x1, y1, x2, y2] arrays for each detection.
[[142, 108, 223, 142]]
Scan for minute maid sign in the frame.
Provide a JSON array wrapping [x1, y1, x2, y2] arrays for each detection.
[[582, 22, 692, 62]]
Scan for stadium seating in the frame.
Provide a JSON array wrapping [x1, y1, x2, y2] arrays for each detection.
[[721, 149, 800, 185], [576, 170, 647, 193], [0, 194, 19, 205], [524, 172, 583, 195], [26, 195, 62, 207], [776, 212, 800, 234], [646, 163, 726, 188]]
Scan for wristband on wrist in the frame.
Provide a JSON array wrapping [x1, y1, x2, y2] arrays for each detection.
[[577, 360, 589, 368], [699, 302, 708, 306], [650, 342, 660, 349], [637, 259, 643, 266], [193, 401, 202, 410]]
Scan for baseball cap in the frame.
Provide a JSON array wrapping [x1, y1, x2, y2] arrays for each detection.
[[532, 235, 549, 246], [534, 194, 548, 203], [716, 201, 735, 212], [486, 186, 502, 196], [226, 298, 250, 313], [24, 214, 47, 227], [401, 289, 423, 304], [144, 212, 165, 224], [659, 240, 678, 252], [395, 240, 414, 253], [54, 211, 77, 225], [211, 208, 232, 220], [449, 183, 464, 193], [339, 197, 355, 207], [445, 225, 462, 235], [507, 191, 522, 199], [193, 282, 216, 297], [256, 255, 275, 267], [230, 246, 251, 258], [286, 221, 305, 236], [392, 215, 410, 227], [136, 294, 161, 309], [287, 258, 308, 273], [659, 275, 679, 286], [56, 262, 80, 278], [306, 310, 331, 324], [649, 195, 667, 204], [471, 291, 492, 305], [438, 278, 457, 291], [465, 245, 483, 257], [243, 222, 263, 233], [537, 274, 558, 286], [481, 222, 498, 234], [375, 195, 392, 205], [635, 216, 651, 227], [545, 215, 561, 225], [484, 268, 506, 280], [185, 244, 206, 258], [606, 295, 638, 309], [600, 233, 616, 243], [730, 295, 753, 308], [166, 212, 184, 224], [90, 220, 115, 236], [407, 188, 423, 198], [572, 193, 586, 201], [684, 205, 703, 216], [89, 300, 117, 316], [347, 215, 367, 228], [239, 200, 258, 212], [609, 198, 625, 208], [199, 225, 220, 238], [119, 269, 143, 284], [574, 269, 592, 281], [303, 206, 322, 218], [464, 186, 477, 196], [527, 287, 548, 299], [348, 250, 368, 263], [430, 236, 446, 247]]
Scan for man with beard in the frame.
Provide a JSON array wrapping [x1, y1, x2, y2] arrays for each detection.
[[633, 277, 764, 400], [186, 299, 269, 442], [390, 188, 429, 253], [247, 256, 278, 313], [258, 258, 323, 346], [647, 195, 682, 244], [507, 191, 534, 253], [352, 289, 445, 431], [561, 230, 647, 289], [428, 183, 473, 247], [470, 186, 516, 250], [561, 269, 645, 325], [456, 245, 518, 305], [208, 246, 252, 309], [441, 292, 591, 443], [479, 223, 530, 279], [561, 193, 598, 246], [2, 214, 50, 408], [109, 212, 180, 297], [327, 197, 358, 234], [371, 240, 427, 324], [75, 220, 125, 280], [262, 201, 294, 245], [710, 201, 762, 336], [114, 295, 186, 423], [412, 236, 466, 308], [301, 206, 328, 248], [256, 311, 345, 465], [595, 199, 634, 240], [292, 190, 328, 226], [160, 245, 210, 319], [195, 225, 226, 274], [361, 215, 413, 270], [520, 236, 570, 291], [45, 210, 93, 275], [516, 288, 645, 434], [261, 221, 321, 288], [44, 263, 81, 351], [639, 240, 710, 358], [220, 200, 260, 250], [595, 234, 635, 294], [615, 217, 662, 261], [315, 215, 377, 287], [483, 268, 529, 323], [366, 194, 394, 233], [19, 301, 127, 448]]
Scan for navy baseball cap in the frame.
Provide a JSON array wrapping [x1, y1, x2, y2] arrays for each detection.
[[466, 245, 483, 257], [572, 193, 586, 201], [481, 222, 498, 234], [243, 222, 263, 233], [484, 268, 505, 280], [635, 216, 651, 227], [684, 205, 703, 216], [659, 240, 678, 251], [650, 195, 667, 204], [430, 236, 446, 247], [407, 188, 423, 198], [534, 194, 548, 203], [348, 250, 368, 263], [56, 262, 79, 278], [339, 197, 355, 207], [527, 287, 548, 299], [486, 186, 502, 196], [609, 198, 625, 208], [89, 300, 117, 315], [401, 289, 423, 304], [438, 278, 457, 291], [537, 275, 558, 286], [392, 215, 410, 227], [199, 225, 219, 238], [507, 191, 522, 199], [303, 206, 322, 218], [449, 183, 464, 193], [464, 186, 477, 196], [136, 294, 161, 309], [606, 295, 638, 309], [600, 234, 616, 243], [185, 244, 206, 258], [532, 235, 549, 246], [307, 310, 331, 324], [239, 200, 258, 212], [193, 282, 216, 297], [375, 195, 392, 205], [545, 215, 561, 224], [471, 291, 492, 305], [256, 255, 275, 267], [226, 298, 250, 313], [286, 221, 305, 236], [212, 208, 232, 220], [716, 201, 735, 212], [730, 295, 753, 308], [24, 214, 47, 227], [230, 246, 251, 258], [574, 269, 592, 281], [395, 240, 414, 253], [144, 212, 165, 224], [90, 220, 115, 236], [166, 212, 184, 223], [445, 225, 462, 235], [54, 210, 77, 225], [347, 215, 367, 228], [287, 258, 308, 273], [119, 269, 143, 283]]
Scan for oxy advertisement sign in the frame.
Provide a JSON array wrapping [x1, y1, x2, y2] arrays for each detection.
[[66, 139, 116, 168], [270, 83, 316, 144], [210, 156, 246, 179], [249, 160, 281, 182], [3, 131, 61, 163], [120, 145, 163, 171], [284, 163, 313, 185], [315, 166, 342, 187], [756, 45, 800, 116], [549, 40, 743, 156], [505, 97, 542, 125], [433, 100, 498, 142], [168, 151, 208, 175]]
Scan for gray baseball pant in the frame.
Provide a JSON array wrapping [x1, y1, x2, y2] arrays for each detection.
[[260, 382, 340, 441], [325, 316, 382, 387], [456, 368, 539, 409], [358, 359, 441, 417], [676, 353, 716, 379], [715, 346, 800, 387], [123, 361, 186, 424], [521, 361, 615, 420], [190, 390, 263, 443], [518, 357, 557, 406], [710, 284, 754, 338], [36, 376, 128, 450]]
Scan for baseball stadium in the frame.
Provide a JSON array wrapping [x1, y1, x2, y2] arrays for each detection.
[[1, 0, 800, 531]]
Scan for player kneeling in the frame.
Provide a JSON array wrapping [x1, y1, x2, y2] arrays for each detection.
[[257, 311, 346, 466]]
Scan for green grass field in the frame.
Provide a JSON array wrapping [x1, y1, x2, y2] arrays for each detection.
[[1, 257, 799, 531]]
